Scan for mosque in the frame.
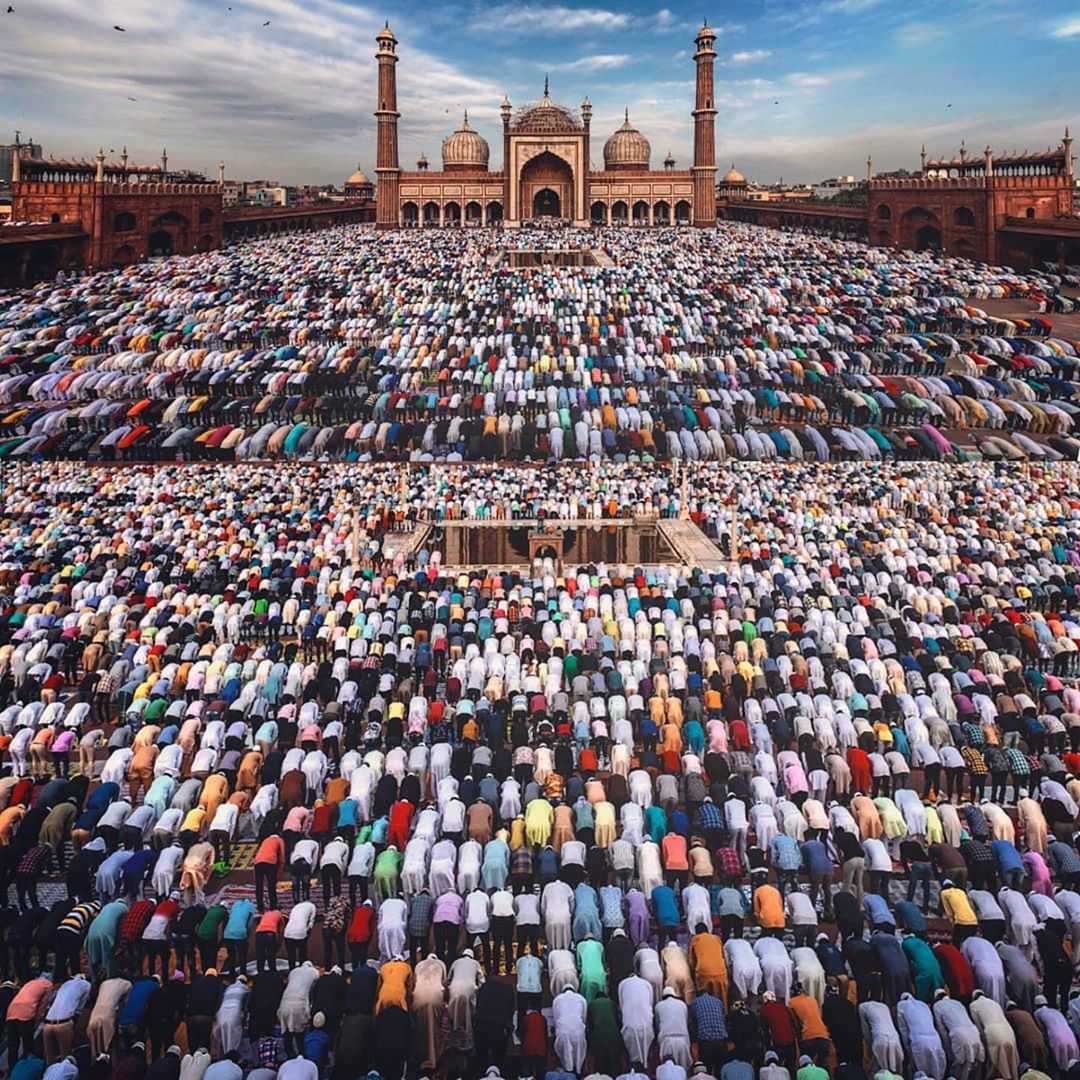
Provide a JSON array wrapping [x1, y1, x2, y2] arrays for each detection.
[[373, 22, 718, 229]]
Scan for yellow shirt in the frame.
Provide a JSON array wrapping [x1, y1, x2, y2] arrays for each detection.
[[941, 886, 978, 925]]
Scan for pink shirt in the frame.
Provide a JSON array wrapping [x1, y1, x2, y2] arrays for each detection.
[[52, 731, 77, 754], [283, 806, 310, 833], [6, 977, 53, 1022]]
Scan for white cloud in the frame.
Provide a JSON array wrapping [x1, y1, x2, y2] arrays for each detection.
[[0, 0, 504, 185], [786, 68, 864, 88], [1051, 16, 1080, 38], [549, 54, 632, 72], [894, 22, 946, 47], [476, 5, 630, 33], [726, 49, 772, 64], [823, 0, 883, 12]]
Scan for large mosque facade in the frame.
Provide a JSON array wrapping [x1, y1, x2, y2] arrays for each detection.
[[373, 23, 718, 229]]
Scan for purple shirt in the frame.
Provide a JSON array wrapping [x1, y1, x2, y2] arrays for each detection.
[[626, 889, 650, 945], [433, 892, 463, 924]]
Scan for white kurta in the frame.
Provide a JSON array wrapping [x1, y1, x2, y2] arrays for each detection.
[[552, 989, 588, 1074], [618, 975, 655, 1067], [896, 994, 947, 1080], [216, 981, 250, 1055]]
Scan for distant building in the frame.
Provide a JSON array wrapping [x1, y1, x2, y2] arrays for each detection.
[[813, 175, 859, 199], [9, 145, 223, 270], [716, 164, 747, 201], [343, 166, 374, 200], [0, 136, 43, 188]]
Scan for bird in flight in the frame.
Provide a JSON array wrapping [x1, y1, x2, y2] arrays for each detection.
[[113, 24, 126, 31], [263, 19, 270, 25], [127, 97, 138, 102], [5, 6, 14, 14], [946, 103, 953, 108]]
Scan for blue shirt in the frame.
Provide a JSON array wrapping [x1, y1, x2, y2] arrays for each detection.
[[303, 1028, 331, 1071], [118, 977, 158, 1026], [224, 899, 256, 941], [517, 954, 543, 994], [652, 885, 680, 928], [689, 992, 728, 1041], [992, 840, 1023, 873], [801, 839, 832, 876], [863, 892, 894, 928], [770, 834, 802, 872], [600, 886, 625, 928], [892, 900, 927, 934], [720, 1059, 753, 1080], [10, 1058, 45, 1080]]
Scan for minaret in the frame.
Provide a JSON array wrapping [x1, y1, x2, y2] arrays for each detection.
[[501, 94, 512, 225], [218, 160, 226, 185], [920, 144, 927, 175], [121, 145, 129, 180], [1065, 126, 1074, 183], [161, 147, 168, 175], [374, 22, 400, 230], [866, 154, 872, 184], [581, 96, 592, 171], [983, 145, 993, 178], [691, 22, 717, 227], [95, 147, 106, 182]]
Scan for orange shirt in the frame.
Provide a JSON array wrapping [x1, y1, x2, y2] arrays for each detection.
[[789, 994, 830, 1042], [130, 744, 158, 772], [376, 959, 411, 1013], [753, 884, 785, 928], [661, 834, 689, 872]]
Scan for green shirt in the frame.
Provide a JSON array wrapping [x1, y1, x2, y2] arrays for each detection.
[[797, 1066, 829, 1080], [196, 904, 228, 942]]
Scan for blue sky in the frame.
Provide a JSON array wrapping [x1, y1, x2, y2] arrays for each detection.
[[0, 0, 1075, 186]]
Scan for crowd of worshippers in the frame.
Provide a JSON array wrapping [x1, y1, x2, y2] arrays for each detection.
[[1, 224, 1080, 464], [4, 458, 1080, 1080]]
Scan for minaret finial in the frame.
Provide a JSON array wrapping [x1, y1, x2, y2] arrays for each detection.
[[544, 74, 549, 97], [624, 106, 629, 124], [464, 108, 468, 125]]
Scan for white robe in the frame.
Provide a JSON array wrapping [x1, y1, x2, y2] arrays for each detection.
[[724, 939, 762, 1000], [896, 994, 947, 1080], [543, 881, 574, 951], [932, 997, 985, 1080], [791, 947, 826, 1004], [859, 1001, 903, 1075], [754, 937, 793, 1002], [655, 996, 691, 1068], [552, 989, 588, 1074], [216, 981, 249, 1055], [152, 845, 184, 898], [377, 898, 407, 961], [961, 936, 1007, 1006], [618, 976, 654, 1067]]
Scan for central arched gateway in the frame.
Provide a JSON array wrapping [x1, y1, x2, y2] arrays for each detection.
[[533, 187, 561, 218], [519, 151, 574, 223]]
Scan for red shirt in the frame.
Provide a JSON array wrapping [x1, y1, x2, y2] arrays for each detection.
[[254, 835, 286, 869], [120, 899, 156, 942], [256, 910, 287, 938], [347, 905, 375, 945], [761, 1000, 797, 1046], [521, 1010, 548, 1057]]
